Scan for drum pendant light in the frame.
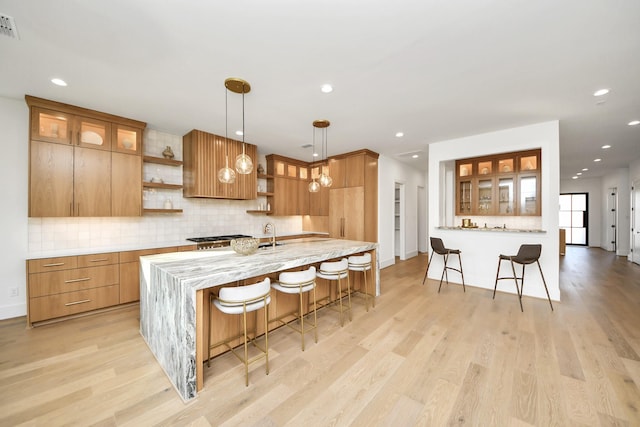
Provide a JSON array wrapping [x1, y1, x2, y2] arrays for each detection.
[[314, 119, 332, 187], [226, 77, 253, 175], [218, 81, 237, 184]]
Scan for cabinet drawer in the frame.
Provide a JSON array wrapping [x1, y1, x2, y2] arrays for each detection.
[[28, 256, 77, 273], [29, 284, 120, 323], [77, 252, 118, 267], [29, 264, 119, 297]]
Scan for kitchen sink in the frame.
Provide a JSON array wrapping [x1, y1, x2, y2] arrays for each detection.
[[258, 242, 284, 249]]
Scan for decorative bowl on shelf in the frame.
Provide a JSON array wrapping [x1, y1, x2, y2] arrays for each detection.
[[230, 237, 259, 255]]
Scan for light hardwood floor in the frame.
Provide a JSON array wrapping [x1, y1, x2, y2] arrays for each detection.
[[2, 247, 640, 426]]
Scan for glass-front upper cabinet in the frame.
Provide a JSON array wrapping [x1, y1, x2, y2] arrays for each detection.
[[113, 124, 141, 155], [497, 157, 515, 174], [477, 178, 494, 214], [77, 116, 111, 150], [519, 175, 539, 215], [457, 179, 472, 215], [519, 153, 539, 172], [498, 177, 515, 214], [31, 107, 73, 144]]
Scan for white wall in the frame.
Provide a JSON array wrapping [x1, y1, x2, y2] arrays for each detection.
[[559, 177, 602, 248], [0, 97, 29, 319], [427, 121, 561, 301], [377, 155, 427, 269]]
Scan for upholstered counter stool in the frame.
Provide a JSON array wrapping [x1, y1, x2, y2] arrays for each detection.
[[493, 244, 553, 312], [316, 258, 352, 327], [422, 237, 465, 292], [208, 277, 271, 386], [270, 266, 318, 351], [348, 253, 375, 311]]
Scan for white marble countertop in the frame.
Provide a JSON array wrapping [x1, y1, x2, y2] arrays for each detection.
[[141, 237, 377, 292], [437, 226, 546, 233]]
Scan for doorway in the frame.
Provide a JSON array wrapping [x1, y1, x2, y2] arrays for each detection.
[[632, 181, 640, 265], [394, 182, 406, 260], [559, 193, 588, 246]]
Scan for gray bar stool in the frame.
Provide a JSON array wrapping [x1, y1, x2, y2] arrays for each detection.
[[493, 244, 554, 312], [317, 258, 352, 326], [208, 277, 271, 386], [422, 237, 465, 292], [270, 266, 318, 351], [348, 253, 375, 311]]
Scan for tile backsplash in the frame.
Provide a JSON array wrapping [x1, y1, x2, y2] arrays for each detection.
[[28, 129, 301, 254]]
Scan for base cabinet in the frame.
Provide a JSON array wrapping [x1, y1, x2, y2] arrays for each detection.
[[27, 245, 197, 326]]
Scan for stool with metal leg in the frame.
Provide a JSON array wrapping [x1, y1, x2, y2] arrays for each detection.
[[316, 258, 351, 326], [208, 277, 271, 386], [270, 266, 318, 351], [348, 253, 375, 311], [493, 244, 553, 312], [422, 237, 465, 292]]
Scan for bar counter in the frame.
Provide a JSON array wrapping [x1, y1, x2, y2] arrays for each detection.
[[139, 237, 378, 401]]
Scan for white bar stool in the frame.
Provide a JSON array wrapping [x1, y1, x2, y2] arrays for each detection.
[[270, 266, 318, 351], [348, 253, 375, 311], [317, 258, 351, 326], [208, 277, 271, 386]]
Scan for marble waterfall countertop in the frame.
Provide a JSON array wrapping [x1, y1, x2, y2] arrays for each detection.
[[139, 237, 378, 402]]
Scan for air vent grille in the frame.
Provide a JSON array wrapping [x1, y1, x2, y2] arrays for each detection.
[[0, 14, 19, 39], [300, 144, 313, 149]]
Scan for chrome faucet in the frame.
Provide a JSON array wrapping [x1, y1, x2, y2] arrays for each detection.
[[264, 222, 276, 247]]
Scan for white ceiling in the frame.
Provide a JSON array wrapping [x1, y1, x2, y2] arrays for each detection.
[[1, 0, 639, 179]]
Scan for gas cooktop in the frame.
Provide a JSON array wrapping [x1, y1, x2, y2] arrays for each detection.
[[186, 234, 252, 243]]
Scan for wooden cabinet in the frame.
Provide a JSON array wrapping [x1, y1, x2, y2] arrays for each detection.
[[329, 187, 365, 240], [26, 96, 145, 217], [266, 154, 310, 215], [27, 253, 120, 324], [182, 129, 257, 200], [27, 245, 197, 325], [455, 149, 541, 216]]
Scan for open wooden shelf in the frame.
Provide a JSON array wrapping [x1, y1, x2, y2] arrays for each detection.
[[143, 208, 183, 214], [246, 210, 273, 214], [143, 156, 183, 166], [257, 192, 274, 197], [143, 182, 183, 190]]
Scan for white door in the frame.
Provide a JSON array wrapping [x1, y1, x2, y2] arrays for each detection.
[[607, 188, 617, 252], [632, 181, 640, 265]]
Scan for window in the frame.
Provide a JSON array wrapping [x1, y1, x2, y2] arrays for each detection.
[[559, 193, 588, 245]]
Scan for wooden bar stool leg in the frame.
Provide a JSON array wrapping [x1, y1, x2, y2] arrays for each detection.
[[537, 260, 554, 311], [457, 253, 466, 292], [509, 259, 523, 312], [422, 252, 435, 285]]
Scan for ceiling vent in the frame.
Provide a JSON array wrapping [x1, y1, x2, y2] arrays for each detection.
[[0, 14, 19, 40], [300, 144, 313, 149]]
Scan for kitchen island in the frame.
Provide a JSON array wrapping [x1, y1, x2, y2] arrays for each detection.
[[139, 237, 378, 401]]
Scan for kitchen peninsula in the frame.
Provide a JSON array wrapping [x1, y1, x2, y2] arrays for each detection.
[[139, 237, 378, 401]]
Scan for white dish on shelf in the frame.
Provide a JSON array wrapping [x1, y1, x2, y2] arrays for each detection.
[[81, 131, 103, 145]]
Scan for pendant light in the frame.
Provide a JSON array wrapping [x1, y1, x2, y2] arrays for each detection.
[[309, 121, 321, 193], [314, 119, 332, 187], [227, 77, 253, 175], [217, 80, 236, 184]]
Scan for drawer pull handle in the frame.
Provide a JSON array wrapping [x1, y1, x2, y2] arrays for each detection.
[[64, 277, 91, 283], [88, 258, 109, 262], [65, 299, 91, 306], [43, 262, 65, 267]]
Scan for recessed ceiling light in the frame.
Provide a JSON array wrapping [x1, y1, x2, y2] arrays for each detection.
[[412, 154, 419, 159], [395, 132, 404, 138], [321, 84, 333, 93], [577, 172, 582, 176], [593, 88, 609, 96], [629, 120, 640, 126], [582, 168, 588, 171], [601, 144, 611, 149], [572, 176, 579, 179], [51, 78, 67, 87], [594, 158, 602, 162], [235, 130, 243, 136], [313, 152, 319, 157]]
